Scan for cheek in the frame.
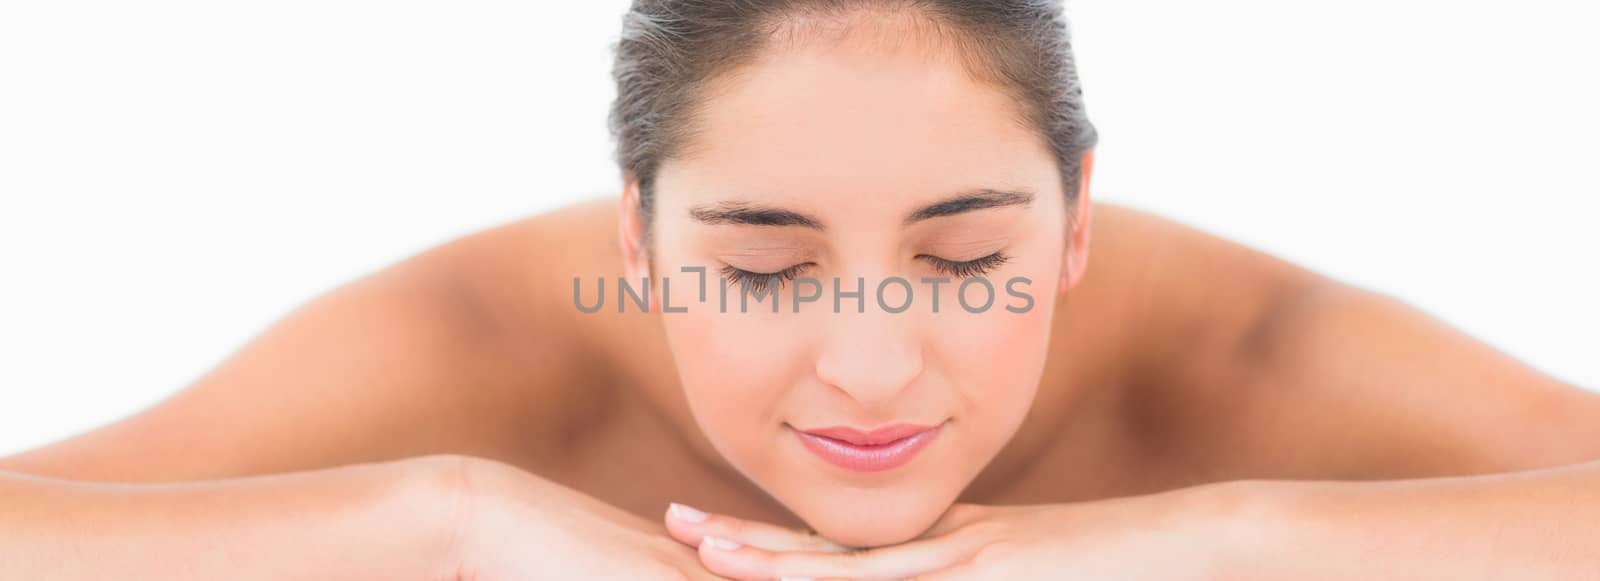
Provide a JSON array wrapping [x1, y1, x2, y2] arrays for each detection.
[[932, 276, 1058, 441], [659, 306, 810, 465]]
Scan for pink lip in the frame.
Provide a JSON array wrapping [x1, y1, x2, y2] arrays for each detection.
[[792, 422, 943, 472]]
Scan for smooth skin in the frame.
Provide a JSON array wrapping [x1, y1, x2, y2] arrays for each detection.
[[4, 198, 1600, 580], [7, 12, 1600, 581]]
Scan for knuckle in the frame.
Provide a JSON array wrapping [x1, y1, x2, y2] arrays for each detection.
[[717, 515, 745, 535]]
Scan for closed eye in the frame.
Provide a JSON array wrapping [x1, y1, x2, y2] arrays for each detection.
[[719, 252, 1009, 292], [918, 252, 1010, 278], [719, 263, 811, 293]]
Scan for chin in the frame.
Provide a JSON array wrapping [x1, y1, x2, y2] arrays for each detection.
[[784, 483, 953, 548]]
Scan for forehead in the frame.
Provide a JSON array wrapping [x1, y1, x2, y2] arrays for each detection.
[[656, 14, 1062, 216]]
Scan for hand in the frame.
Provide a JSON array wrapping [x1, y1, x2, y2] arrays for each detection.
[[661, 483, 1247, 580], [435, 456, 727, 580]]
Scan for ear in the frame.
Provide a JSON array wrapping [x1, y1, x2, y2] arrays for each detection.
[[618, 176, 652, 302], [1058, 149, 1094, 296]]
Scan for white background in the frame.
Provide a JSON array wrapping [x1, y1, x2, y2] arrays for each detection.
[[1, 1, 1596, 457]]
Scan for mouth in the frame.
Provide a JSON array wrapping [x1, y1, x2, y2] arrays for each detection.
[[790, 422, 944, 472]]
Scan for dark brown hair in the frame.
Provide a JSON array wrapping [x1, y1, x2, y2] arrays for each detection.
[[609, 0, 1098, 232]]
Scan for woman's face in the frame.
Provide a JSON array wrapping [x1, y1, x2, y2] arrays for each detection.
[[629, 18, 1085, 548]]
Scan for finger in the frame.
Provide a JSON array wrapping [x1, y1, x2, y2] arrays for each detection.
[[664, 502, 852, 554], [694, 529, 982, 581], [805, 561, 980, 581], [900, 559, 982, 581]]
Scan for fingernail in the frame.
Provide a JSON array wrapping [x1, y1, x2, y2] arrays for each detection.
[[669, 502, 709, 523], [700, 536, 741, 551]]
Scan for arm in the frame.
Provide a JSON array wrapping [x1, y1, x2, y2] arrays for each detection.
[[0, 455, 461, 581], [653, 464, 1600, 580], [1206, 283, 1600, 577], [0, 218, 523, 577], [1145, 208, 1600, 574], [1221, 461, 1600, 579], [0, 206, 595, 575]]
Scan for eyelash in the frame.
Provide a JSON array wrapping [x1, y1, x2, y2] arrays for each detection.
[[718, 252, 1011, 292], [920, 252, 1011, 278], [720, 263, 810, 294]]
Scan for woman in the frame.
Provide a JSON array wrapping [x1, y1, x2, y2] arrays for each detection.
[[4, 1, 1598, 579]]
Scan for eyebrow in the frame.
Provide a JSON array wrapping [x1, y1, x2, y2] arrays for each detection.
[[902, 189, 1035, 226], [686, 188, 1036, 231], [688, 201, 824, 229]]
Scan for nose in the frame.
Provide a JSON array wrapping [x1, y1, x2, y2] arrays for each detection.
[[812, 301, 924, 408]]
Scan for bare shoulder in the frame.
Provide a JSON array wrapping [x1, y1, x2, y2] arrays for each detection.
[[1064, 200, 1329, 386], [1050, 200, 1340, 480], [0, 196, 629, 481], [448, 195, 640, 431], [1082, 201, 1600, 483], [456, 195, 626, 346], [461, 196, 691, 471]]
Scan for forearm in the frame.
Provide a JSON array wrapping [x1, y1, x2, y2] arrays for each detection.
[[1222, 459, 1600, 579], [0, 455, 461, 581]]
